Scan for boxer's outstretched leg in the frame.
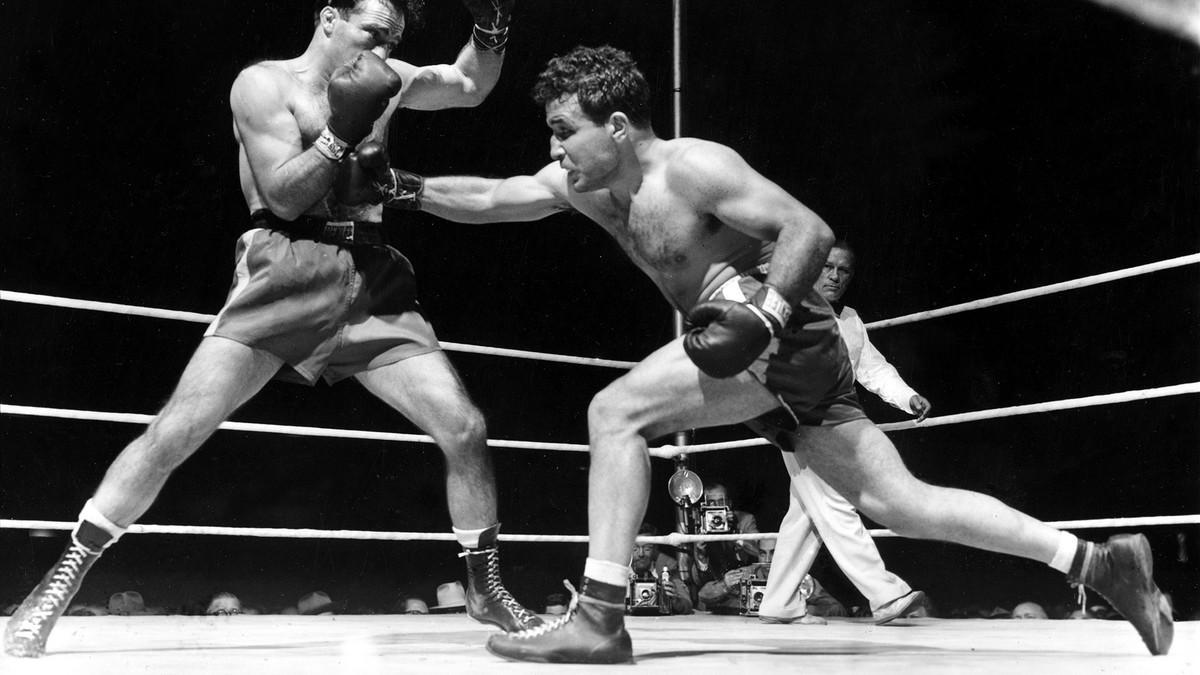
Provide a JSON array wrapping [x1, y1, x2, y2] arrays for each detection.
[[4, 337, 280, 657], [801, 419, 1172, 655]]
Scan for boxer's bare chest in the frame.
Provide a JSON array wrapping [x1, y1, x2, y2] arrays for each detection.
[[577, 178, 744, 307], [288, 80, 391, 149], [291, 88, 331, 148], [586, 182, 717, 272]]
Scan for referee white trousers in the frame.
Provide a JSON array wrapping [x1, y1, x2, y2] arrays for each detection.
[[758, 450, 912, 619]]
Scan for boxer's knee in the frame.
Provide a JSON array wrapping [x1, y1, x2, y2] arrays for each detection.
[[434, 404, 488, 458], [859, 478, 941, 539], [587, 383, 644, 444]]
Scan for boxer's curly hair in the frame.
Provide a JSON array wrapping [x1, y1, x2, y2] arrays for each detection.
[[532, 45, 652, 127], [312, 0, 426, 31]]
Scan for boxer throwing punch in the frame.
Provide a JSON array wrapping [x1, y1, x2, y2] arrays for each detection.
[[352, 45, 1173, 663]]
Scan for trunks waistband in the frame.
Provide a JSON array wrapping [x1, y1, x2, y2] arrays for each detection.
[[707, 263, 771, 302], [250, 209, 385, 246]]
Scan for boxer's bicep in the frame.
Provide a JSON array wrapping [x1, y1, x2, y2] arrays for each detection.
[[231, 67, 303, 185]]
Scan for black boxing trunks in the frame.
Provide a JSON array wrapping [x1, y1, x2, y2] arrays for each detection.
[[707, 265, 866, 448], [203, 211, 439, 384]]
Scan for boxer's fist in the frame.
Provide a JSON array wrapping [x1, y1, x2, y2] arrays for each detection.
[[377, 165, 424, 210], [335, 142, 390, 205], [334, 142, 424, 209], [327, 51, 403, 146], [683, 284, 792, 378], [683, 301, 771, 378], [462, 0, 514, 52]]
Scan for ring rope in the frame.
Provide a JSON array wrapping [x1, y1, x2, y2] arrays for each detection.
[[873, 381, 1200, 432], [4, 258, 1196, 546], [4, 515, 1197, 542], [0, 404, 593, 454], [5, 380, 1195, 458], [0, 291, 638, 370], [865, 252, 1200, 329], [5, 251, 1196, 367]]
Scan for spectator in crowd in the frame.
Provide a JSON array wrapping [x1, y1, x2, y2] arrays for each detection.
[[1011, 601, 1048, 619], [758, 537, 776, 564], [699, 482, 761, 561], [108, 591, 164, 616], [401, 598, 430, 615], [688, 486, 764, 614], [430, 582, 468, 615], [206, 592, 244, 616], [630, 523, 692, 615], [297, 591, 336, 616]]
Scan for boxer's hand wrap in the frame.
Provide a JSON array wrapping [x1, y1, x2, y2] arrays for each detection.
[[750, 283, 792, 331], [683, 284, 792, 379], [462, 0, 514, 52], [314, 126, 350, 162]]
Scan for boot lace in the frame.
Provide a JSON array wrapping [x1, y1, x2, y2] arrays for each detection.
[[509, 580, 580, 640], [11, 543, 91, 641], [460, 547, 540, 627]]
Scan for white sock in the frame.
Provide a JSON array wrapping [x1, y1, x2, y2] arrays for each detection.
[[584, 558, 631, 587], [453, 525, 488, 549], [1048, 531, 1079, 574]]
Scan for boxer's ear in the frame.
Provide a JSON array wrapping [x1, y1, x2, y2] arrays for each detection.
[[320, 5, 339, 37], [607, 113, 630, 142]]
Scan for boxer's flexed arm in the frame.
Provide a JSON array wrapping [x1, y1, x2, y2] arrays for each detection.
[[232, 66, 339, 220], [676, 141, 835, 378], [391, 0, 514, 111], [675, 142, 834, 305], [232, 53, 401, 220], [392, 49, 500, 111], [417, 163, 574, 223]]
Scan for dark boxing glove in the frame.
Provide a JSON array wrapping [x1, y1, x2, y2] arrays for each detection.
[[315, 52, 403, 162], [462, 0, 514, 52], [334, 141, 424, 209], [683, 284, 793, 378]]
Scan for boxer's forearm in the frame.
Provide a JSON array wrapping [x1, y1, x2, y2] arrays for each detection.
[[422, 175, 568, 224]]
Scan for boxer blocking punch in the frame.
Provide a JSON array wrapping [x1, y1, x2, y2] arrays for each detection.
[[4, 0, 538, 659]]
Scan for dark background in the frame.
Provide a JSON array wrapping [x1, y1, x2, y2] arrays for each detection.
[[3, 1, 1198, 617]]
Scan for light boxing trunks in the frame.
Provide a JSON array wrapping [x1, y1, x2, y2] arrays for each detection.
[[707, 265, 866, 450], [204, 210, 440, 384]]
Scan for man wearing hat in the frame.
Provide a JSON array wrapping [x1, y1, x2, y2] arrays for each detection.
[[430, 581, 468, 614], [297, 591, 336, 616], [107, 591, 153, 616]]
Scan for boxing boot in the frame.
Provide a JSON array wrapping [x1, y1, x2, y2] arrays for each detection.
[[461, 524, 542, 632], [486, 578, 633, 664], [1069, 534, 1173, 655], [4, 517, 116, 657]]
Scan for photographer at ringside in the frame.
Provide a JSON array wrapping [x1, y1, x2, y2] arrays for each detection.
[[628, 523, 693, 615], [688, 483, 762, 613]]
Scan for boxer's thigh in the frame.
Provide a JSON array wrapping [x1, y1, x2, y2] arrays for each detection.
[[593, 336, 782, 440]]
